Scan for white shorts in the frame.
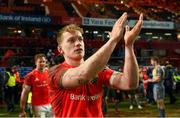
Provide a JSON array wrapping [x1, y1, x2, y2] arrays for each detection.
[[32, 104, 54, 117]]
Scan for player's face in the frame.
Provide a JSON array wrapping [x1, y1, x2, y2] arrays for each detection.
[[11, 68, 17, 73], [150, 59, 155, 66], [35, 57, 47, 70], [59, 30, 85, 61]]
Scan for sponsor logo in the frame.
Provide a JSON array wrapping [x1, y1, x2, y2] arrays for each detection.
[[70, 93, 100, 101]]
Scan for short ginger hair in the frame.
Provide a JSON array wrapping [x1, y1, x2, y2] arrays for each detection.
[[34, 53, 46, 62], [57, 24, 83, 45]]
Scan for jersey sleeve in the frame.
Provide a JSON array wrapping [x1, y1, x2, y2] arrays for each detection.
[[48, 65, 67, 89], [98, 68, 114, 87], [24, 72, 33, 86]]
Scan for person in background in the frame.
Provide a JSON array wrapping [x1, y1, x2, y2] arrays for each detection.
[[4, 66, 16, 112], [164, 61, 176, 104], [12, 66, 22, 104], [146, 66, 155, 105], [144, 56, 166, 117], [128, 89, 143, 110], [139, 67, 149, 103], [19, 53, 53, 117], [26, 92, 33, 117], [48, 12, 143, 117]]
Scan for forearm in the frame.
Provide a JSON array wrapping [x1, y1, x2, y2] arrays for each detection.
[[80, 39, 117, 80], [20, 90, 28, 112], [123, 45, 139, 89], [112, 13, 143, 90], [148, 77, 159, 83]]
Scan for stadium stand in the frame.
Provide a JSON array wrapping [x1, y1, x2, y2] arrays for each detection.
[[0, 0, 179, 69]]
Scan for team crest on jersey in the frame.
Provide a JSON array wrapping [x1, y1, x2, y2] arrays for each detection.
[[35, 78, 39, 81]]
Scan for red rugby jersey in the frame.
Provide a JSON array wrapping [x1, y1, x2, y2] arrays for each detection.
[[24, 69, 51, 106], [48, 62, 114, 117]]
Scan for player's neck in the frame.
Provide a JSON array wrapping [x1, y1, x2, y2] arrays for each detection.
[[35, 68, 44, 72], [65, 58, 84, 66]]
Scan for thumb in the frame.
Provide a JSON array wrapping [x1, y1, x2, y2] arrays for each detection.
[[108, 32, 112, 38], [125, 25, 130, 32]]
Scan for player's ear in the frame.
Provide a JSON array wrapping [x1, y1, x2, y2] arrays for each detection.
[[57, 46, 64, 55]]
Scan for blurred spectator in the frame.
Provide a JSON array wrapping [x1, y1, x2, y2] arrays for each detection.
[[4, 66, 16, 112], [139, 67, 149, 102], [146, 67, 155, 105], [46, 49, 55, 66], [173, 68, 180, 93], [12, 66, 23, 104], [26, 92, 33, 117], [128, 89, 143, 110], [164, 61, 176, 104]]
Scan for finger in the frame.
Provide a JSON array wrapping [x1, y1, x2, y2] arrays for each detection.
[[131, 13, 143, 34], [119, 12, 128, 27], [108, 32, 111, 37], [133, 13, 143, 31], [125, 25, 130, 32], [118, 12, 127, 24], [139, 13, 143, 20], [115, 12, 127, 27], [115, 12, 127, 23]]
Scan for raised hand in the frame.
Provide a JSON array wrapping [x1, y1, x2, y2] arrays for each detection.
[[124, 14, 143, 46], [109, 12, 127, 43]]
